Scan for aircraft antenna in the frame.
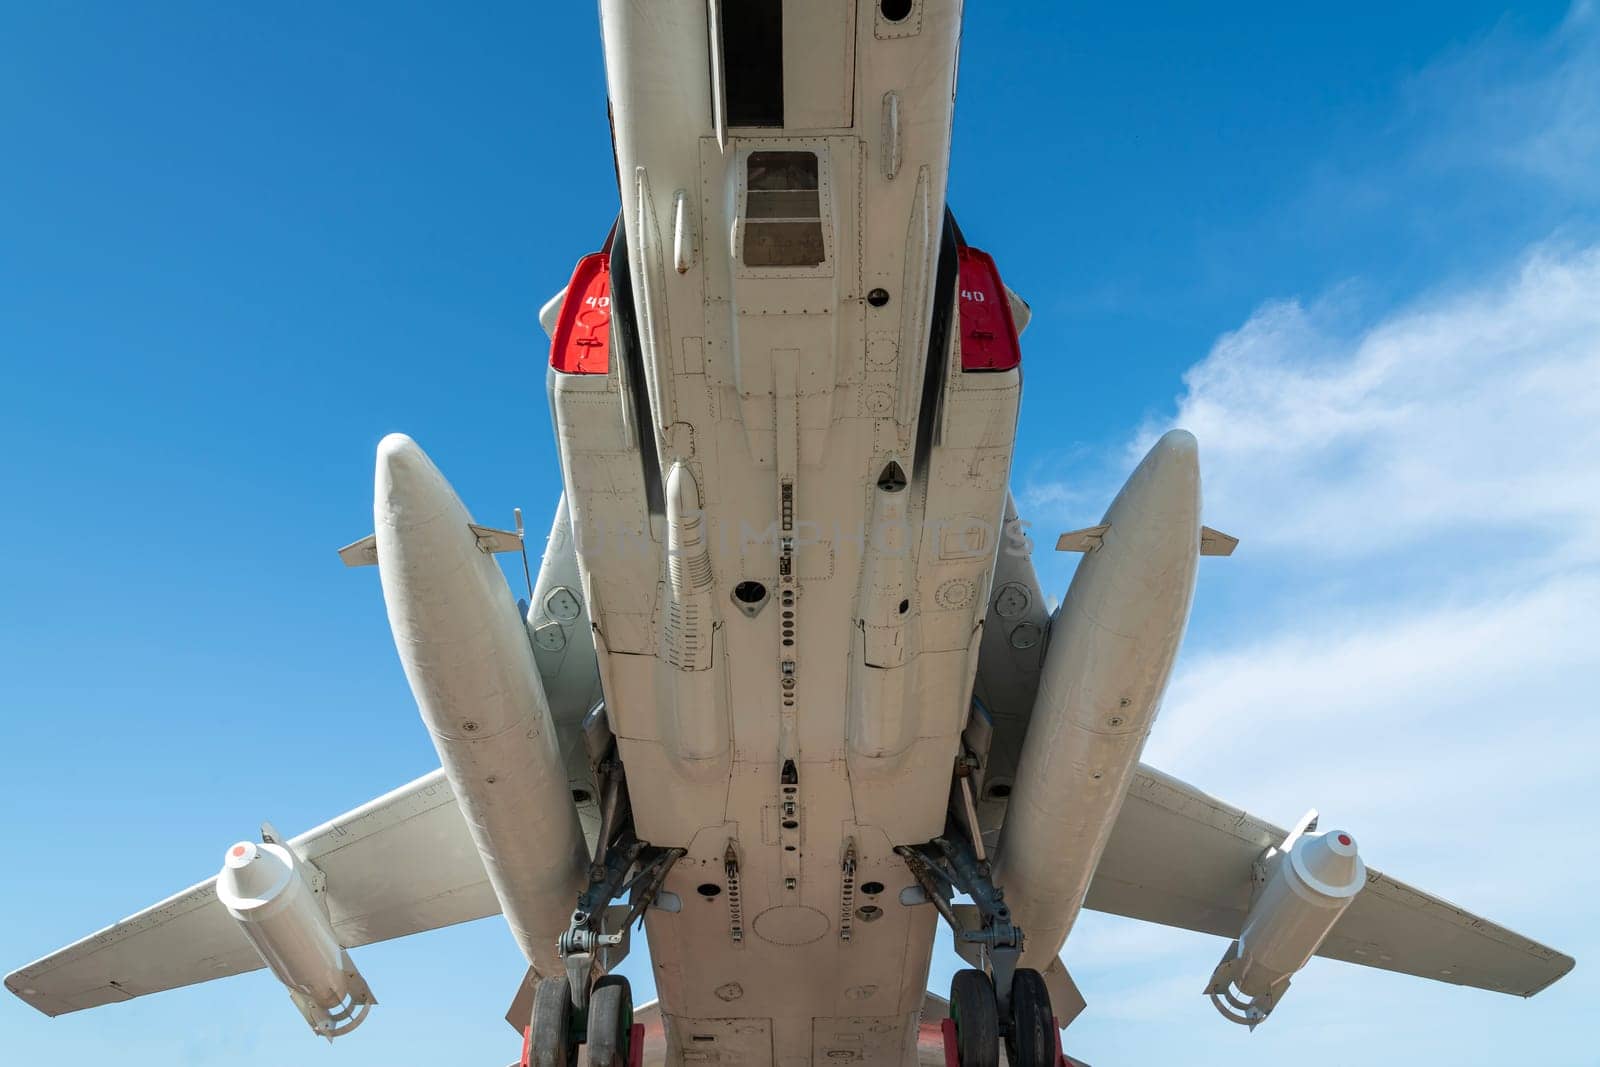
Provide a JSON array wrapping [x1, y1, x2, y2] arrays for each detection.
[[513, 507, 534, 602]]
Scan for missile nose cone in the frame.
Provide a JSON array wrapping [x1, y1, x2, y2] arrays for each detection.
[[1153, 427, 1198, 459], [1106, 428, 1201, 531], [218, 841, 293, 904], [1134, 428, 1200, 492], [1293, 830, 1366, 898], [376, 432, 423, 476], [374, 432, 451, 529], [376, 432, 433, 491]]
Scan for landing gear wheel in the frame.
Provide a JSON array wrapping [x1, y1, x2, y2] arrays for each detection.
[[1005, 968, 1055, 1067], [586, 974, 634, 1067], [949, 969, 1000, 1067], [530, 975, 577, 1067]]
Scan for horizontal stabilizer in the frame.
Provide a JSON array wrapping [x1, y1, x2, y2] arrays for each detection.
[[1199, 526, 1238, 556], [1082, 764, 1574, 998], [6, 770, 498, 1018]]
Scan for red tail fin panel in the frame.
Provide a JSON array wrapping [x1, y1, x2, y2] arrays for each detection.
[[550, 253, 612, 375], [956, 247, 1021, 372]]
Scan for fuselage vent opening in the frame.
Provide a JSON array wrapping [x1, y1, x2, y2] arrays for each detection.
[[743, 151, 825, 268], [880, 0, 914, 22]]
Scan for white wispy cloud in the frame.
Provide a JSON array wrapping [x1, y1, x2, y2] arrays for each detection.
[[1414, 0, 1600, 195], [1049, 18, 1600, 1044], [1067, 235, 1600, 1067], [1019, 7, 1600, 1064], [1136, 243, 1600, 564]]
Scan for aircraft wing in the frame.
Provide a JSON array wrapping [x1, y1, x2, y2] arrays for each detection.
[[6, 770, 497, 1018], [1082, 764, 1575, 997]]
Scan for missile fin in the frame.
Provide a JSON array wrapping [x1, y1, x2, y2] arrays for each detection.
[[337, 534, 378, 567], [1054, 524, 1109, 553], [467, 523, 523, 555], [1200, 526, 1239, 556]]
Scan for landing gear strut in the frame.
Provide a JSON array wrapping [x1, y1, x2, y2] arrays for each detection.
[[527, 710, 679, 1067], [901, 828, 1056, 1067]]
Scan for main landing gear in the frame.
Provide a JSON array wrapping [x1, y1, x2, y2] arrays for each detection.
[[948, 965, 1057, 1067], [526, 709, 678, 1067], [901, 829, 1057, 1067], [528, 973, 636, 1067]]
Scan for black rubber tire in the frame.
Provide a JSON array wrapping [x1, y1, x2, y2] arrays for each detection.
[[586, 974, 634, 1067], [949, 969, 1000, 1067], [1005, 968, 1055, 1067], [530, 975, 575, 1067]]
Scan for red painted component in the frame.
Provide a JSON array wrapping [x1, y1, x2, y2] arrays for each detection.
[[1053, 1017, 1065, 1066], [1338, 833, 1352, 846], [628, 1022, 646, 1067], [550, 253, 612, 375], [956, 246, 1021, 372], [940, 1017, 960, 1067], [520, 1024, 532, 1067]]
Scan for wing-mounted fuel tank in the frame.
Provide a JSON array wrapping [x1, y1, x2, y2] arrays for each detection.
[[1205, 824, 1367, 1027], [215, 840, 374, 1039], [992, 430, 1202, 967]]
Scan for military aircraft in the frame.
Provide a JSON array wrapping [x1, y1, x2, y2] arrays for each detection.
[[5, 2, 1574, 1065]]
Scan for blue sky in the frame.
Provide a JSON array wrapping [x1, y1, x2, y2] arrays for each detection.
[[1, 2, 1594, 1064]]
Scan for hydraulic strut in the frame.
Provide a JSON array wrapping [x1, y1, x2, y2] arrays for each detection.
[[898, 822, 1026, 1016], [557, 727, 683, 1011]]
